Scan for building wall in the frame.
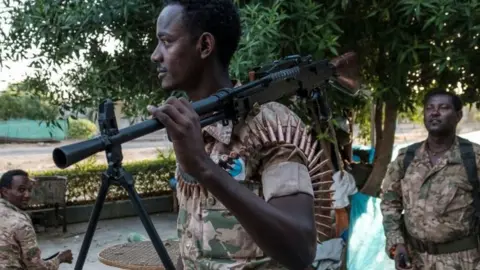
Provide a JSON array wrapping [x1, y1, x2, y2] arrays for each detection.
[[0, 119, 68, 142]]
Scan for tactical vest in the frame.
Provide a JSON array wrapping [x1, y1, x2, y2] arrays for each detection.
[[403, 137, 480, 219]]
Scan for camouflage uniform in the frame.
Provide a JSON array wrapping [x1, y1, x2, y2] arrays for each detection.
[[380, 137, 480, 269], [175, 102, 315, 269], [0, 198, 60, 269]]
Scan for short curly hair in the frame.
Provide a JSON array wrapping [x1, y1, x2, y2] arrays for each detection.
[[423, 89, 463, 112], [164, 0, 241, 68], [0, 169, 28, 189]]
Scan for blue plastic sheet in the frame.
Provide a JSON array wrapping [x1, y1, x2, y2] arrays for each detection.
[[347, 192, 395, 270], [169, 177, 177, 191], [352, 145, 375, 164]]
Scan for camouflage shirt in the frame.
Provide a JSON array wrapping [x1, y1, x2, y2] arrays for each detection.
[[0, 198, 60, 269], [380, 137, 480, 254], [175, 102, 315, 269]]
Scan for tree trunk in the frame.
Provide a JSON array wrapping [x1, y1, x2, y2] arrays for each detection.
[[374, 99, 383, 152], [345, 110, 354, 162], [360, 99, 398, 196], [370, 102, 376, 148]]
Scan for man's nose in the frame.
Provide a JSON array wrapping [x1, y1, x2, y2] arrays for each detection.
[[430, 108, 441, 116], [151, 46, 163, 63], [24, 191, 31, 200]]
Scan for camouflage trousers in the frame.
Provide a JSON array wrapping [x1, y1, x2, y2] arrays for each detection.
[[409, 247, 480, 270]]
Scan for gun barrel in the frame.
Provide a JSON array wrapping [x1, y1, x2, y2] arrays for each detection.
[[52, 93, 228, 169]]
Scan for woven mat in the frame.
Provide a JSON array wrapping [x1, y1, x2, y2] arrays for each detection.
[[98, 239, 179, 270]]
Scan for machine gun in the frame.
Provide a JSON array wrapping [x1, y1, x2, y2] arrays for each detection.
[[52, 52, 359, 270]]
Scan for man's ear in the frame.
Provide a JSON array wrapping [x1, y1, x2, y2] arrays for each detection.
[[456, 110, 463, 123], [196, 32, 215, 60]]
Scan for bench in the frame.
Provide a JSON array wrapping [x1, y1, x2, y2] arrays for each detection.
[[26, 176, 68, 233]]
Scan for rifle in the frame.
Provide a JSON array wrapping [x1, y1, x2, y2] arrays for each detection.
[[52, 52, 360, 270]]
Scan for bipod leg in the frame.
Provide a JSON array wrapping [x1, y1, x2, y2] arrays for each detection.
[[120, 170, 176, 270], [74, 172, 111, 270]]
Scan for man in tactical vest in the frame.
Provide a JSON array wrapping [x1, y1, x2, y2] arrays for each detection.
[[380, 89, 480, 270], [147, 0, 317, 269]]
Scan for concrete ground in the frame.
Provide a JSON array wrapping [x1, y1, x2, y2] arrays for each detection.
[[38, 213, 178, 270]]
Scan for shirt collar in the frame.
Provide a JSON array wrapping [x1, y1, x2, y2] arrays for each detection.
[[203, 121, 233, 145], [0, 197, 22, 212], [445, 137, 463, 164], [417, 136, 463, 164]]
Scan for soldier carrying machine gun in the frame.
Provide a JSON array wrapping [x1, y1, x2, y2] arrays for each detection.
[[52, 2, 360, 269]]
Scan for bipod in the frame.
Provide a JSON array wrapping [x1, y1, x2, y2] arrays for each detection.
[[74, 99, 175, 270]]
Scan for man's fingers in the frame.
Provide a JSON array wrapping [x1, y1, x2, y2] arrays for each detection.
[[394, 254, 402, 269], [178, 97, 193, 109], [148, 106, 176, 126], [147, 104, 193, 137], [147, 95, 201, 139], [402, 253, 411, 267], [165, 96, 188, 113], [148, 103, 186, 124], [156, 96, 199, 123], [394, 253, 412, 270], [178, 97, 200, 122]]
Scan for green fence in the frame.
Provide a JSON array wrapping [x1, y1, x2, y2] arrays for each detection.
[[0, 119, 68, 142]]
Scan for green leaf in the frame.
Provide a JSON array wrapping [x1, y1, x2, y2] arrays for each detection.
[[329, 46, 339, 56], [422, 17, 436, 31]]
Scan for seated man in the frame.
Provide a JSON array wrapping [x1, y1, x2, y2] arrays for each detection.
[[0, 169, 73, 269]]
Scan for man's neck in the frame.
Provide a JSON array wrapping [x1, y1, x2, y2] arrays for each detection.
[[427, 133, 456, 150], [186, 67, 233, 102]]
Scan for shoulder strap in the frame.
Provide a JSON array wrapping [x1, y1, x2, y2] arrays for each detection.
[[457, 137, 480, 219], [403, 141, 423, 172]]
